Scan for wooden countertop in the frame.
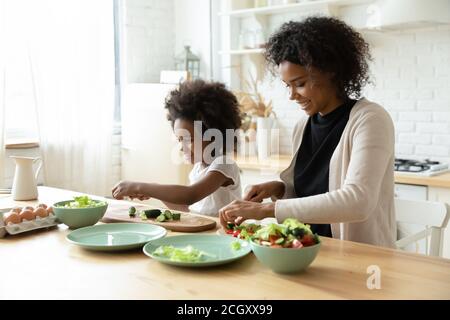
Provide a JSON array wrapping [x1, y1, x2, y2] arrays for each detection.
[[394, 172, 450, 188], [236, 155, 450, 188], [235, 155, 292, 173], [1, 186, 449, 299]]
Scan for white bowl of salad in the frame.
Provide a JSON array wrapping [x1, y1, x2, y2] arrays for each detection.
[[249, 219, 321, 274], [53, 196, 108, 229]]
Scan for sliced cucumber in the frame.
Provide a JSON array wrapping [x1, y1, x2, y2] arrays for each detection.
[[156, 214, 166, 222], [163, 210, 173, 220], [172, 212, 181, 220], [144, 209, 161, 219]]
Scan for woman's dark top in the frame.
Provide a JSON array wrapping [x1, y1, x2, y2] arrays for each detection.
[[294, 99, 357, 237]]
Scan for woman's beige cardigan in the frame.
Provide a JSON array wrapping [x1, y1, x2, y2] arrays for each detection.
[[274, 98, 397, 248]]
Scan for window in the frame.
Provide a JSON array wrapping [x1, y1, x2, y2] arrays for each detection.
[[3, 0, 39, 144], [3, 0, 121, 145]]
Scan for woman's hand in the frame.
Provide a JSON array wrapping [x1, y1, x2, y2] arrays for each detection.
[[219, 200, 275, 228], [244, 181, 285, 202], [112, 181, 150, 201]]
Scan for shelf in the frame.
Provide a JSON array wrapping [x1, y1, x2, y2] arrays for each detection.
[[219, 0, 373, 18], [219, 48, 265, 55]]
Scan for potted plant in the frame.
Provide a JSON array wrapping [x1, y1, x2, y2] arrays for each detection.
[[234, 73, 276, 160]]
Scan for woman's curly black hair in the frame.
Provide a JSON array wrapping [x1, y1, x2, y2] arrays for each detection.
[[265, 16, 372, 99], [165, 79, 241, 143]]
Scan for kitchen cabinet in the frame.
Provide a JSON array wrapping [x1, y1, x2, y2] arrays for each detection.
[[217, 0, 342, 91], [215, 0, 450, 91], [236, 155, 290, 198], [428, 186, 450, 259]]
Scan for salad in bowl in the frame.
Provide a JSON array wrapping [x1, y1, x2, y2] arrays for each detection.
[[222, 218, 321, 273], [251, 218, 320, 248]]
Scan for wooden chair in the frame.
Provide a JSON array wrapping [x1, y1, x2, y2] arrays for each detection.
[[395, 198, 450, 257]]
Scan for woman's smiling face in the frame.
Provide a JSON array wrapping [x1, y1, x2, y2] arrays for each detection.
[[279, 61, 343, 117]]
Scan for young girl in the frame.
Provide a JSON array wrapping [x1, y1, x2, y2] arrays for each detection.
[[112, 80, 242, 216]]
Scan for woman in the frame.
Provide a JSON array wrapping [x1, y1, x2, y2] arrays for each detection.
[[219, 16, 396, 248]]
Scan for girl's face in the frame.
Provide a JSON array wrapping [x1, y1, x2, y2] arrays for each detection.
[[173, 119, 209, 165], [279, 61, 343, 116]]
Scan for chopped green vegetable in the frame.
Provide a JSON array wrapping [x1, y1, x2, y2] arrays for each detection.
[[230, 241, 241, 251], [283, 218, 312, 233], [136, 208, 181, 222], [250, 218, 320, 248], [153, 245, 215, 262], [56, 195, 106, 208], [128, 206, 136, 218], [156, 214, 166, 222], [143, 209, 161, 218], [172, 212, 181, 220], [163, 210, 172, 220], [253, 223, 287, 241], [139, 211, 148, 220]]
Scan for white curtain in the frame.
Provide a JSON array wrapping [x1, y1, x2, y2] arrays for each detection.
[[0, 71, 4, 188], [20, 0, 115, 196], [0, 0, 5, 188]]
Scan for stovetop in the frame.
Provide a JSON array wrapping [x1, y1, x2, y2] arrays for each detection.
[[395, 158, 449, 176]]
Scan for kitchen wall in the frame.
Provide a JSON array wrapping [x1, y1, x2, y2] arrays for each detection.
[[124, 0, 213, 82], [174, 0, 213, 80], [124, 0, 175, 83], [122, 1, 450, 161], [258, 25, 450, 159], [109, 0, 177, 189], [365, 26, 450, 163]]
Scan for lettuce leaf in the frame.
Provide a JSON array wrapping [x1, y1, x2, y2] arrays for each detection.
[[58, 195, 106, 208], [282, 218, 312, 233], [153, 245, 215, 262], [252, 223, 287, 241]]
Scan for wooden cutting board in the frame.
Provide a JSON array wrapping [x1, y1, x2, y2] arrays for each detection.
[[101, 204, 217, 232]]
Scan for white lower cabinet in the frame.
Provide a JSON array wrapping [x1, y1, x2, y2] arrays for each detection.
[[394, 184, 428, 255], [240, 169, 281, 202], [427, 187, 450, 259]]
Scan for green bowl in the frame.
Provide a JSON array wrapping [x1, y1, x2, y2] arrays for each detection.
[[53, 200, 108, 229], [250, 240, 321, 274]]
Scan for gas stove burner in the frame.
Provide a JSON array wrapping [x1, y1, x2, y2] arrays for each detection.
[[394, 158, 449, 176], [395, 159, 429, 172]]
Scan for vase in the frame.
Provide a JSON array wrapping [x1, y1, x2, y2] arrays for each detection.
[[256, 117, 273, 161]]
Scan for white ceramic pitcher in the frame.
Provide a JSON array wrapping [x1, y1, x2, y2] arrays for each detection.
[[11, 156, 43, 201]]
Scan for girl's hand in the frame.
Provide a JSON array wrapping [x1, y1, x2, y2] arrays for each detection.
[[112, 181, 150, 200], [219, 200, 275, 228], [244, 181, 285, 202]]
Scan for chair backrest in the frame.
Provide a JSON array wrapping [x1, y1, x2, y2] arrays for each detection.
[[395, 198, 450, 257]]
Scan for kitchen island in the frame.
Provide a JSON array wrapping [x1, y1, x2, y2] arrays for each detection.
[[0, 187, 449, 299]]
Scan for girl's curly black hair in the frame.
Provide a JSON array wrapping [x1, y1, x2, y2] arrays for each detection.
[[265, 16, 372, 99], [165, 79, 241, 145]]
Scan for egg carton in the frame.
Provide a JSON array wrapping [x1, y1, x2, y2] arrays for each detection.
[[0, 209, 59, 238]]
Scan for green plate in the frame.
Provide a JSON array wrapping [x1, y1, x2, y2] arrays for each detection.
[[143, 235, 251, 267], [66, 223, 167, 251]]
